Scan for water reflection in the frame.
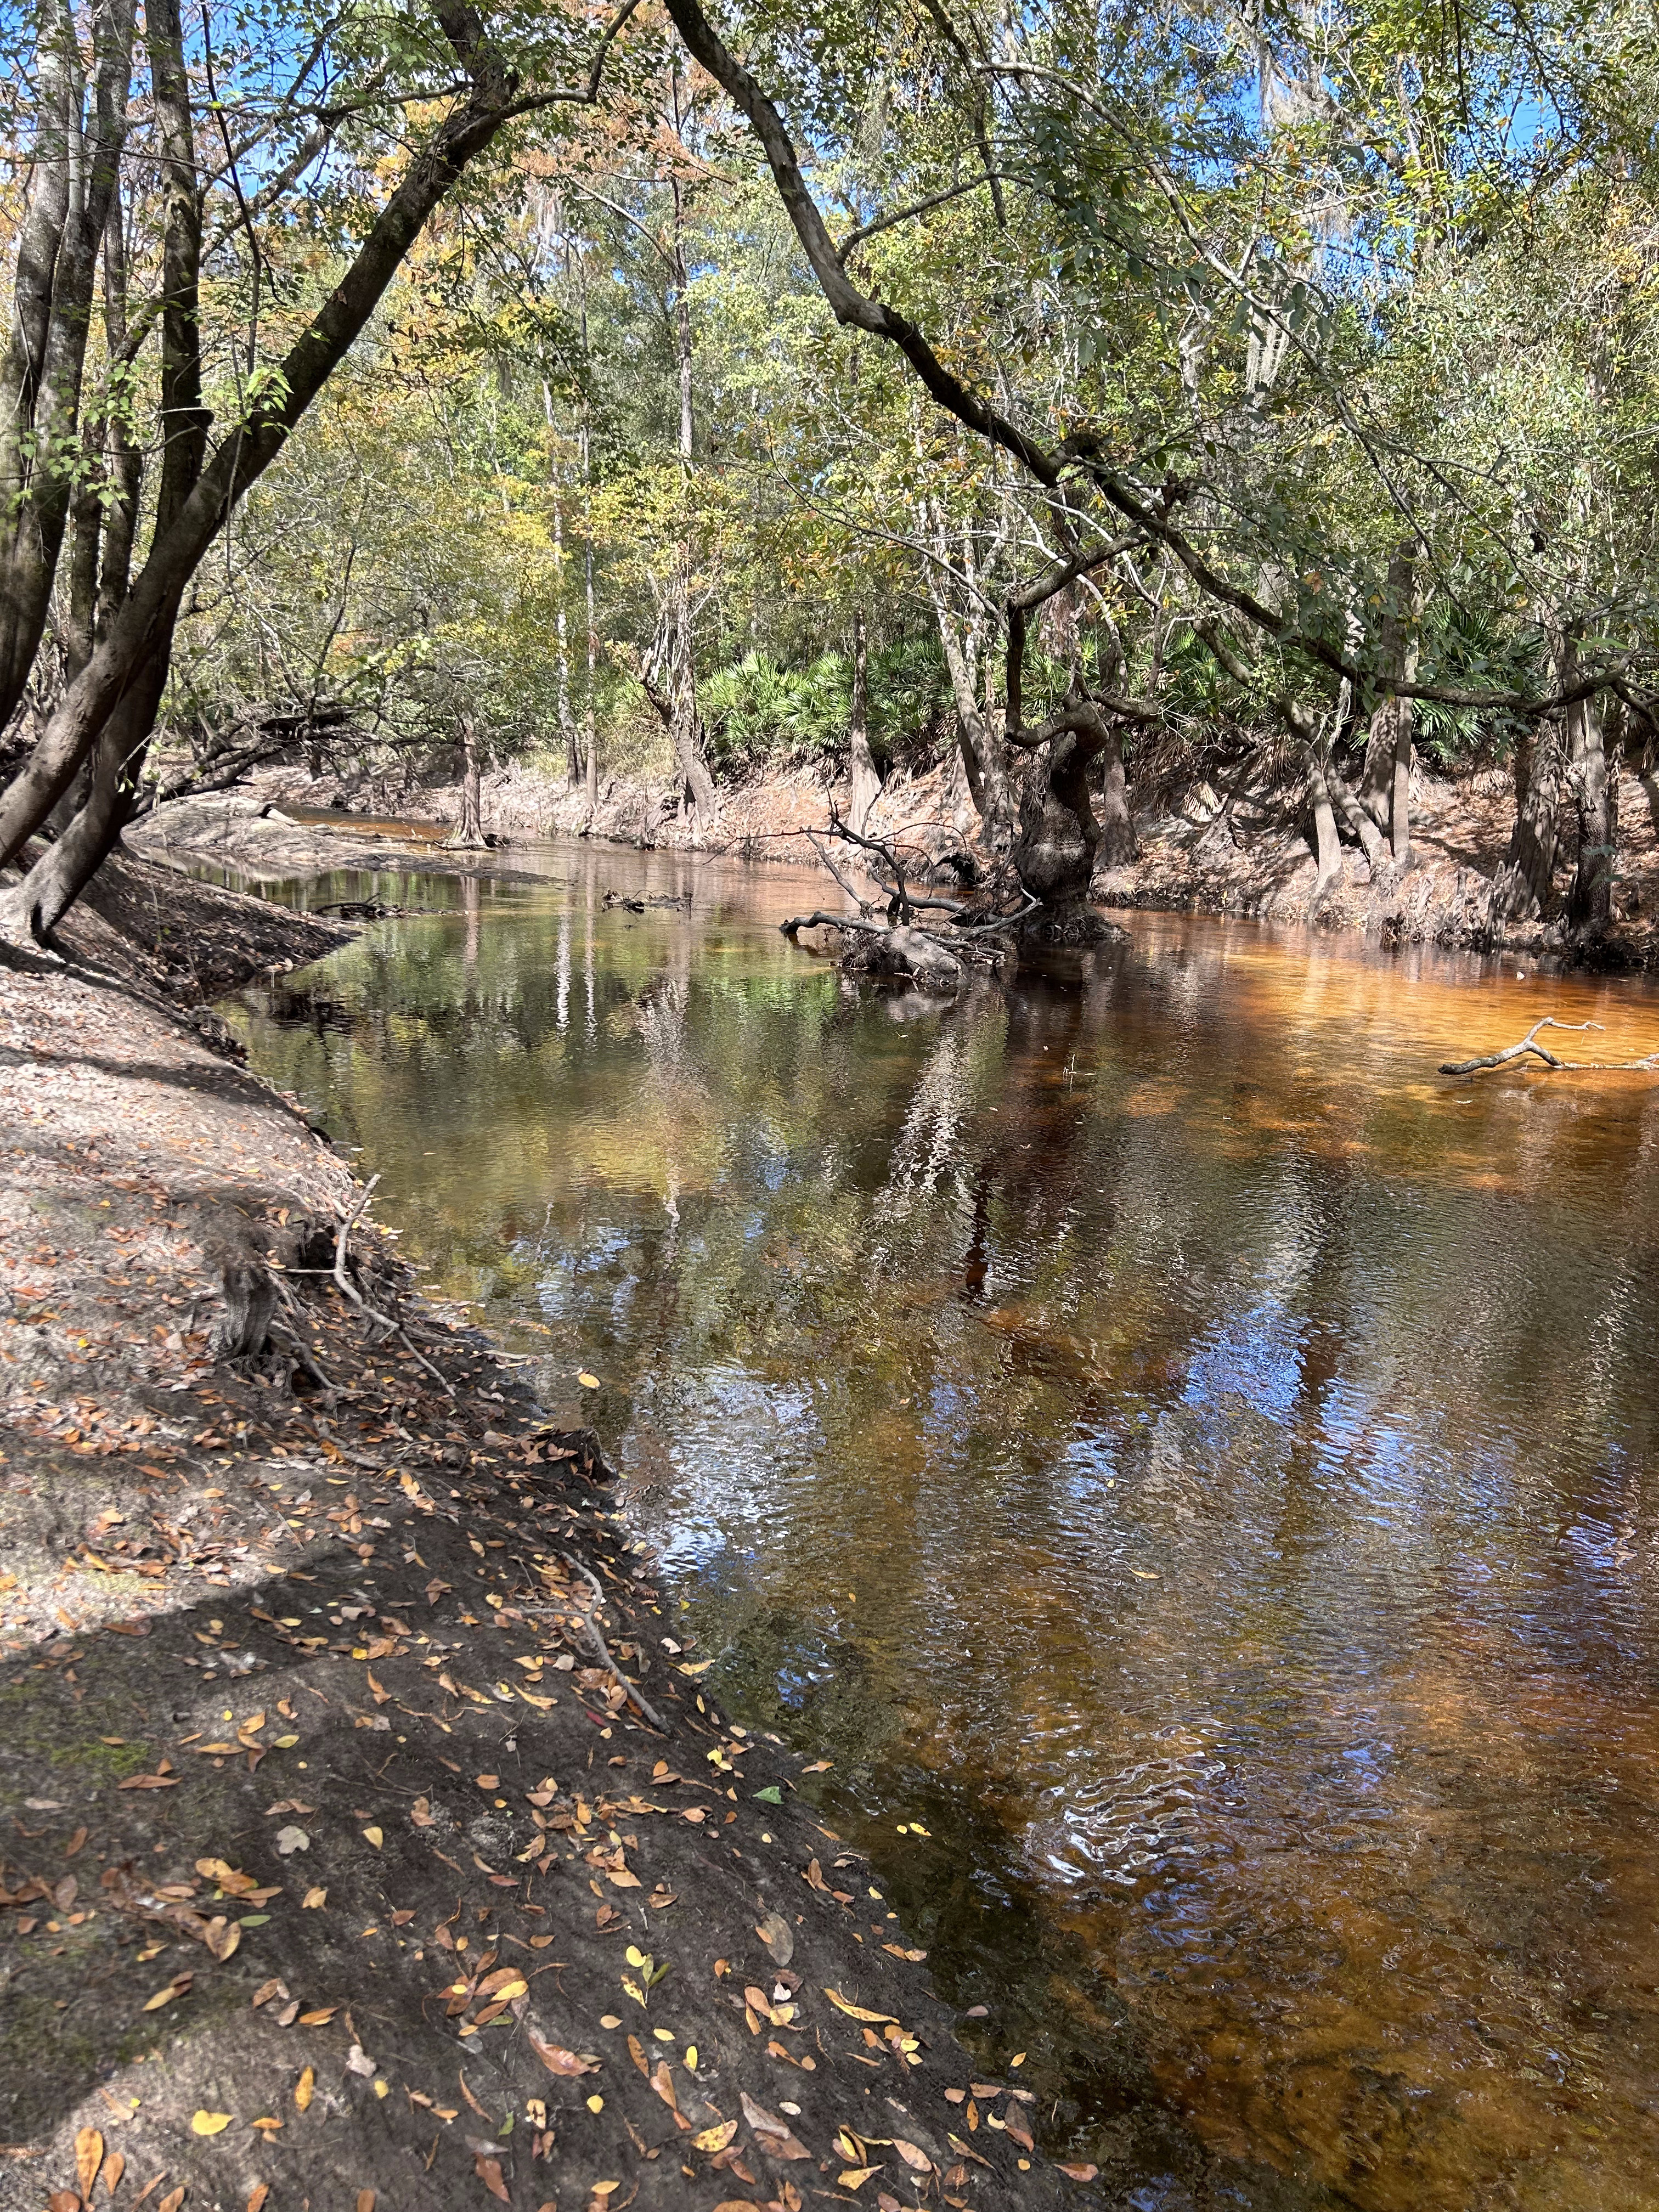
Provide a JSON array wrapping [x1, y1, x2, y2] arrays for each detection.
[[225, 839, 1659, 2210]]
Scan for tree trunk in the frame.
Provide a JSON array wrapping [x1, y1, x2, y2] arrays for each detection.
[[1358, 544, 1418, 859], [1008, 702, 1126, 936], [1490, 718, 1566, 924], [449, 715, 485, 847], [847, 607, 881, 834], [551, 457, 577, 786], [0, 0, 136, 730], [667, 144, 716, 832], [1567, 688, 1617, 935], [1306, 747, 1344, 906], [0, 3, 532, 874], [1094, 726, 1136, 867]]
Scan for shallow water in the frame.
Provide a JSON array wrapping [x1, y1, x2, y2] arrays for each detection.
[[227, 838, 1659, 2209]]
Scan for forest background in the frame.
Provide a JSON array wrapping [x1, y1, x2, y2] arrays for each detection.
[[1, 0, 1656, 947]]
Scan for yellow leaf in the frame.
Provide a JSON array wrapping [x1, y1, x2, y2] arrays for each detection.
[[272, 1734, 300, 1748], [362, 1826, 382, 1848], [295, 2067, 314, 2112], [191, 2111, 234, 2136], [585, 2094, 604, 2113], [302, 1887, 327, 1909], [693, 2120, 738, 2152], [75, 2126, 104, 2197], [577, 1372, 601, 1389], [823, 1988, 898, 2025], [838, 2169, 882, 2190], [143, 1978, 189, 2012], [685, 2044, 698, 2070]]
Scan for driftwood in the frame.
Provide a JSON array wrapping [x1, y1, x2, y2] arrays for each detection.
[[1439, 1017, 1659, 1076]]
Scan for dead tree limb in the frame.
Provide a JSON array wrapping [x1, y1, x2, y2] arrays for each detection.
[[560, 1553, 672, 1733], [1438, 1017, 1659, 1076]]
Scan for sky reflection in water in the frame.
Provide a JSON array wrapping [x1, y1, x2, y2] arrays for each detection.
[[228, 840, 1659, 2211]]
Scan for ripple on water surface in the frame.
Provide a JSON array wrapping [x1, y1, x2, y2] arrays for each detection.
[[226, 838, 1659, 2210]]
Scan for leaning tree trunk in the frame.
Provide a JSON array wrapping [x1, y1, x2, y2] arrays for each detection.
[[0, 2, 538, 879], [1567, 689, 1617, 935], [1008, 703, 1124, 939], [847, 607, 881, 835]]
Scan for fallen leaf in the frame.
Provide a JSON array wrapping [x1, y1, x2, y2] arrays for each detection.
[[247, 2188, 270, 2212], [295, 2068, 314, 2112], [190, 2112, 233, 2137], [693, 2120, 738, 2153], [362, 1826, 382, 1848], [356, 2191, 376, 2212], [298, 2007, 336, 2025], [528, 2031, 599, 2079], [104, 2152, 126, 2197], [756, 1911, 794, 1965], [158, 2192, 185, 2212], [143, 1976, 191, 2012], [838, 2169, 883, 2190], [346, 2045, 377, 2079], [411, 1797, 435, 1827], [302, 1887, 327, 1909], [76, 2126, 104, 2196], [894, 2141, 933, 2174], [823, 1990, 897, 2025], [739, 2091, 810, 2159], [273, 1826, 309, 1855], [1057, 2162, 1100, 2181], [118, 1773, 180, 1791], [577, 1372, 600, 1389]]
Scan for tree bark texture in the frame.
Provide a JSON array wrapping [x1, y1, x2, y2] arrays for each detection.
[[1567, 688, 1617, 934]]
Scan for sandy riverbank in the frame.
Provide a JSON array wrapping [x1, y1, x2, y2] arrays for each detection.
[[0, 867, 1101, 2212]]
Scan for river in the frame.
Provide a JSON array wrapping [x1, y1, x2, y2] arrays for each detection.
[[222, 833, 1659, 2210]]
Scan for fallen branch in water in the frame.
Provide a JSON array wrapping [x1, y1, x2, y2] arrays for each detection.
[[1439, 1017, 1659, 1076]]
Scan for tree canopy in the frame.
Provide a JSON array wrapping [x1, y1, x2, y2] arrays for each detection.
[[2, 0, 1656, 938]]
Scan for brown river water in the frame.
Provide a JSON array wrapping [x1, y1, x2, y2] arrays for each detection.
[[222, 834, 1659, 2210]]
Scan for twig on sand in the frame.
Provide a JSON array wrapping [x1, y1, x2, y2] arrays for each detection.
[[1439, 1017, 1659, 1077], [560, 1552, 672, 1734]]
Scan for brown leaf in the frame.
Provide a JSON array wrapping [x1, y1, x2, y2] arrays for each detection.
[[118, 1773, 180, 1791], [474, 2157, 510, 2203], [157, 2192, 185, 2212], [142, 1974, 192, 2012], [103, 2152, 126, 2198], [1002, 2109, 1034, 2152], [803, 1858, 829, 1893], [246, 2190, 270, 2212], [648, 2061, 679, 2112], [738, 2091, 810, 2160], [410, 1797, 436, 1827], [1057, 2163, 1099, 2182], [894, 2141, 934, 2174], [356, 2192, 376, 2212], [627, 2034, 650, 2078], [75, 2126, 104, 2197], [295, 2067, 314, 2113], [528, 2030, 599, 2079], [692, 2120, 739, 2153], [49, 2191, 80, 2212], [755, 1911, 794, 1965]]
